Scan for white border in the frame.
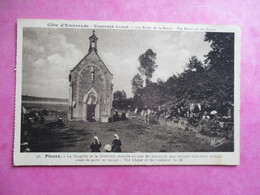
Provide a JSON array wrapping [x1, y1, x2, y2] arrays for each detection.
[[14, 19, 240, 166]]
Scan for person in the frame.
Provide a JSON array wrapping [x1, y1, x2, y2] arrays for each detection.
[[104, 144, 112, 152], [58, 117, 63, 126], [134, 107, 138, 116], [114, 110, 119, 121], [90, 112, 95, 122], [90, 136, 101, 152], [111, 134, 122, 152], [39, 113, 44, 124], [121, 111, 126, 120]]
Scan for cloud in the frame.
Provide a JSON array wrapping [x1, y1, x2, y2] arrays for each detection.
[[101, 51, 138, 97], [22, 28, 84, 98]]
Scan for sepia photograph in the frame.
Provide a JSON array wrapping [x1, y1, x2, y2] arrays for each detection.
[[15, 20, 240, 165]]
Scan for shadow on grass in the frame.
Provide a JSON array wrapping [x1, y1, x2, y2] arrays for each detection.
[[27, 122, 91, 152]]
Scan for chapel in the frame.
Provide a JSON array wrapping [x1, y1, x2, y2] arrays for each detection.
[[68, 31, 113, 122]]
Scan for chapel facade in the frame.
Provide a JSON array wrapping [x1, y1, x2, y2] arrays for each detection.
[[68, 31, 113, 122]]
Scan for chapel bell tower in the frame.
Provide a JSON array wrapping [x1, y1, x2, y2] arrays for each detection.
[[88, 30, 98, 53]]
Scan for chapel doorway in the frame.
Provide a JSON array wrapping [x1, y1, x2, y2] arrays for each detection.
[[87, 104, 96, 122]]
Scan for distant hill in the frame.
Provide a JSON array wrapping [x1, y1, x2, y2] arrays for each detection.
[[22, 95, 68, 102]]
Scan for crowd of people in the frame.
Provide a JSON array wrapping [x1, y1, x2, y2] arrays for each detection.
[[134, 103, 233, 129], [90, 134, 122, 152]]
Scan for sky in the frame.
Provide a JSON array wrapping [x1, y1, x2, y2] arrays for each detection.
[[22, 27, 211, 98]]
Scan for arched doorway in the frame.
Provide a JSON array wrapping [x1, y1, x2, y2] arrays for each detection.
[[83, 88, 100, 122], [86, 94, 96, 121]]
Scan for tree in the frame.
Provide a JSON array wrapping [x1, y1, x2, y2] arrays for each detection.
[[185, 56, 205, 73], [204, 32, 234, 74], [140, 82, 167, 109], [131, 73, 144, 96], [113, 90, 132, 110], [204, 32, 234, 104], [113, 90, 127, 101], [138, 49, 158, 85]]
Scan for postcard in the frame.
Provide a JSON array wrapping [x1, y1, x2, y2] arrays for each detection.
[[14, 19, 240, 165]]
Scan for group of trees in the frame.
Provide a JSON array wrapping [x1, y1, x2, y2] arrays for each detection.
[[131, 32, 234, 114], [112, 90, 134, 110], [113, 90, 127, 101]]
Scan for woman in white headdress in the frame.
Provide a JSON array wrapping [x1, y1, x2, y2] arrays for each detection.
[[111, 134, 122, 152], [90, 136, 101, 152]]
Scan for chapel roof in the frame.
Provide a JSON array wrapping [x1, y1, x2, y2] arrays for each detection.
[[70, 30, 112, 76]]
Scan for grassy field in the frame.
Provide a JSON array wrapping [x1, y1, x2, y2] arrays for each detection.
[[22, 103, 233, 152]]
